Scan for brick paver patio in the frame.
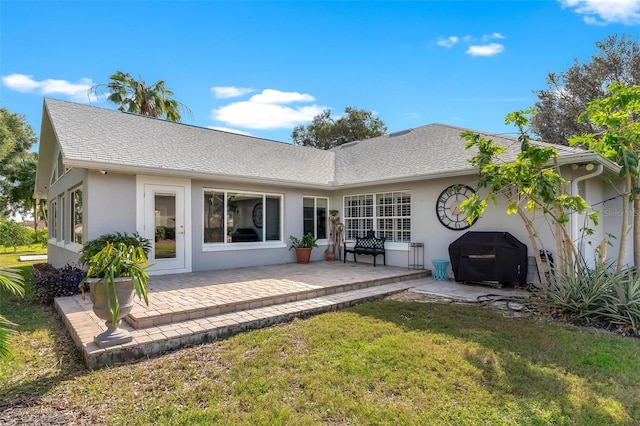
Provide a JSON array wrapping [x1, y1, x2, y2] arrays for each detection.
[[55, 262, 429, 369]]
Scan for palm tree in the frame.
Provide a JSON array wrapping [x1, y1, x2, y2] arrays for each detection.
[[89, 71, 192, 122], [0, 267, 24, 359]]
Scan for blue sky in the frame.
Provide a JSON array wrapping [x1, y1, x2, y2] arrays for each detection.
[[2, 0, 640, 147]]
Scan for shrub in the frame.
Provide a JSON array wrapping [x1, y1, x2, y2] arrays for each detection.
[[540, 262, 640, 336], [79, 232, 151, 264], [32, 263, 87, 305]]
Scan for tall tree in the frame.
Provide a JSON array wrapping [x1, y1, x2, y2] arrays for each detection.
[[0, 153, 38, 217], [461, 110, 596, 284], [89, 71, 192, 122], [569, 83, 640, 269], [291, 107, 387, 150], [0, 108, 37, 170], [531, 34, 640, 145], [0, 109, 38, 225]]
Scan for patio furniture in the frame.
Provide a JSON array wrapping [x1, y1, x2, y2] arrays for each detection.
[[432, 259, 450, 281], [343, 230, 386, 267]]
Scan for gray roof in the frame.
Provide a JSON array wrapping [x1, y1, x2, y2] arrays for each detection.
[[39, 98, 334, 188], [332, 123, 590, 187], [36, 98, 617, 196]]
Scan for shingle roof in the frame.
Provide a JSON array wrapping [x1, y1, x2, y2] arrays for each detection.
[[41, 98, 335, 187], [38, 98, 613, 195], [332, 123, 588, 186]]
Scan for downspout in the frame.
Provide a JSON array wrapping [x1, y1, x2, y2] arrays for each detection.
[[571, 164, 604, 257]]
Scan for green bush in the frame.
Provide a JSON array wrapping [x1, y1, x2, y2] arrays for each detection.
[[541, 262, 640, 336], [79, 232, 151, 265], [0, 220, 31, 252]]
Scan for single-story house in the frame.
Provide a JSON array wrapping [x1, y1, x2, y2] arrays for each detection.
[[34, 98, 627, 276]]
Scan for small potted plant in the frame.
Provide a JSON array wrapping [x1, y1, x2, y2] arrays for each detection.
[[289, 232, 318, 264], [79, 241, 151, 348], [324, 247, 335, 261]]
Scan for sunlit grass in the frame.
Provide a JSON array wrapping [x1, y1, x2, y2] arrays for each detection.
[[1, 286, 639, 425]]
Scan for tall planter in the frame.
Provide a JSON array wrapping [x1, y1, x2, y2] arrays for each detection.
[[89, 277, 136, 347], [295, 247, 312, 264]]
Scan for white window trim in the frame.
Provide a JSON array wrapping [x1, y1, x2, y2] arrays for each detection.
[[202, 188, 284, 248], [303, 196, 329, 243], [343, 191, 412, 243]]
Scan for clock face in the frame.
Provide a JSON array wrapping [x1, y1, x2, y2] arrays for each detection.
[[252, 202, 263, 228], [436, 184, 477, 230]]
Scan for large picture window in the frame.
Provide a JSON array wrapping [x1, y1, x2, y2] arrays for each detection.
[[344, 192, 411, 242], [70, 186, 83, 244], [204, 189, 282, 244], [303, 197, 328, 239]]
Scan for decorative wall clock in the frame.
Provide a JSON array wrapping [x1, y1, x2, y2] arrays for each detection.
[[436, 184, 477, 230], [252, 202, 263, 228]]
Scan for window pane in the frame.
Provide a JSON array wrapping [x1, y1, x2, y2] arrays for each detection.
[[228, 193, 262, 243], [316, 199, 327, 239], [155, 193, 176, 259], [71, 188, 83, 244], [204, 191, 225, 243], [265, 196, 281, 241], [303, 197, 314, 236]]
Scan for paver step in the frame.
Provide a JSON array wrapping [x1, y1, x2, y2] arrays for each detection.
[[80, 280, 419, 369], [125, 269, 429, 329]]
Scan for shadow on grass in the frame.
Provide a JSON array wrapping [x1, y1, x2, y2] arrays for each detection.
[[350, 299, 640, 424], [0, 264, 89, 408]]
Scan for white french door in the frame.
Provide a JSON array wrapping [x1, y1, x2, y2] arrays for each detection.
[[141, 182, 189, 274]]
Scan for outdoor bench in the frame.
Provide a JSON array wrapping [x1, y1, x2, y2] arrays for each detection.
[[343, 230, 386, 267]]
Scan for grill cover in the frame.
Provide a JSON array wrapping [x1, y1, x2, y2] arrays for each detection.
[[448, 231, 527, 284]]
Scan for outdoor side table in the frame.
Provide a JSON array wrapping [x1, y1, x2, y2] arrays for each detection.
[[432, 259, 450, 281], [408, 242, 424, 270]]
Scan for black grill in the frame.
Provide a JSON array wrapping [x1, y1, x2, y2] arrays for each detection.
[[448, 231, 528, 284]]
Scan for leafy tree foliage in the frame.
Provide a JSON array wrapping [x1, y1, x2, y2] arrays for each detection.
[[89, 71, 192, 122], [531, 34, 640, 145], [291, 107, 387, 150], [570, 83, 640, 269], [461, 110, 597, 284], [0, 220, 31, 252], [0, 109, 38, 223], [0, 152, 40, 218], [0, 108, 37, 169]]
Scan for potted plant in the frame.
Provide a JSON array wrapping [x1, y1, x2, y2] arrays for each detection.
[[79, 241, 151, 348], [324, 248, 335, 261], [289, 232, 318, 264]]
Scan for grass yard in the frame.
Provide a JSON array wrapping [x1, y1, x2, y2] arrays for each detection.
[[1, 249, 639, 425]]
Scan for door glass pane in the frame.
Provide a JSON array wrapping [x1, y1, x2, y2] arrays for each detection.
[[155, 193, 176, 259]]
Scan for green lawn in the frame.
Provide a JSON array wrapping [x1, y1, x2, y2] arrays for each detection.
[[1, 249, 639, 424]]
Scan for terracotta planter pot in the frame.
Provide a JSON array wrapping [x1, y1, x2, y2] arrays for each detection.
[[325, 252, 335, 261], [295, 247, 313, 264], [88, 277, 136, 348]]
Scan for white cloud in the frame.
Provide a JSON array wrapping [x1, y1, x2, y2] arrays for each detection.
[[212, 100, 326, 130], [435, 33, 506, 57], [1, 73, 94, 101], [207, 126, 253, 136], [482, 32, 505, 41], [560, 0, 640, 25], [436, 36, 459, 48], [249, 89, 315, 104], [211, 88, 325, 130], [466, 43, 505, 57], [211, 86, 255, 99]]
